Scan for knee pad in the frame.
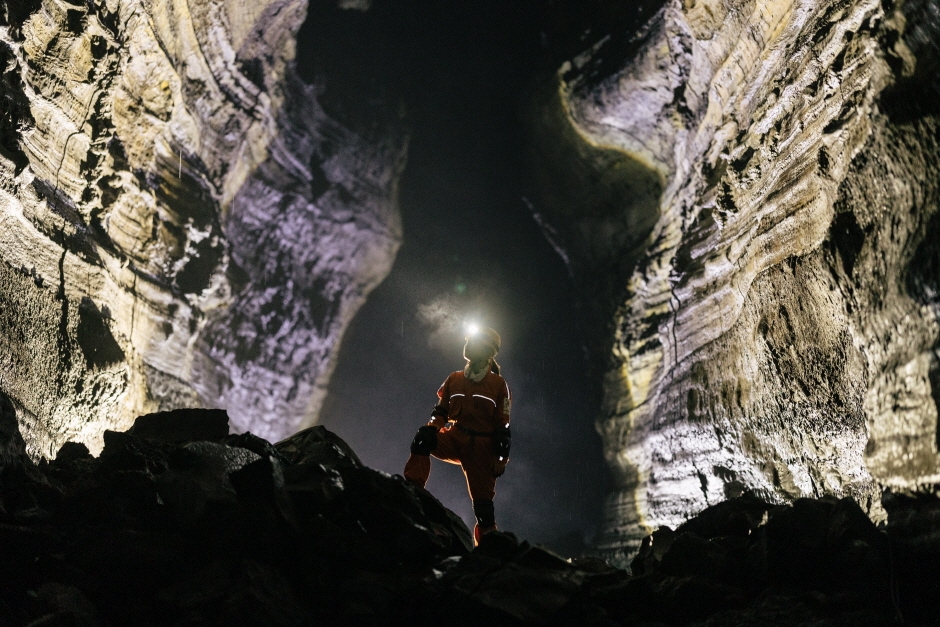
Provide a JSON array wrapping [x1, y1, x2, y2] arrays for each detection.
[[410, 425, 438, 456], [473, 499, 495, 528]]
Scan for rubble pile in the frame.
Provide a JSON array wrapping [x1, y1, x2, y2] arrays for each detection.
[[2, 390, 940, 626]]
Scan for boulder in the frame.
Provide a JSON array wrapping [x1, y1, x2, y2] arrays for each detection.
[[223, 432, 291, 466], [128, 409, 231, 445], [274, 425, 364, 468], [54, 442, 92, 464], [3, 411, 940, 626], [429, 532, 588, 626]]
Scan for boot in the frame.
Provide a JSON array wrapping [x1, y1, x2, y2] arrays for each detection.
[[473, 523, 497, 546]]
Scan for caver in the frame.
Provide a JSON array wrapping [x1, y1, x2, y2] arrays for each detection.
[[404, 326, 512, 545]]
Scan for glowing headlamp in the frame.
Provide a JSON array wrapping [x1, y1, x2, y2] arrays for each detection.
[[466, 322, 480, 336]]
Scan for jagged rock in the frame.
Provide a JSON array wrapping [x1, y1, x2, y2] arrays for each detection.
[[274, 424, 364, 468], [16, 582, 103, 627], [0, 0, 406, 459], [763, 497, 888, 593], [422, 532, 590, 626], [155, 559, 315, 627], [128, 408, 230, 445], [0, 388, 28, 469], [529, 0, 940, 562], [54, 441, 91, 463], [222, 431, 291, 466], [0, 415, 481, 625], [4, 410, 940, 626], [229, 454, 291, 530], [880, 487, 940, 621], [0, 390, 56, 523], [630, 526, 677, 577], [606, 495, 901, 626]]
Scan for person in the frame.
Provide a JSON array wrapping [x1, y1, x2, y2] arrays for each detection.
[[404, 326, 512, 545]]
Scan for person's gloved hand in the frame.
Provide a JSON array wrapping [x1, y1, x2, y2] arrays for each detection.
[[410, 425, 439, 456], [491, 458, 508, 478]]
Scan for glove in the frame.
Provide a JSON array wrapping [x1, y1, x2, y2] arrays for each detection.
[[491, 458, 508, 478], [410, 425, 438, 456]]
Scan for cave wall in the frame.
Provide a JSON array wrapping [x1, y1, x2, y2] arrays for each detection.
[[0, 0, 404, 456], [7, 0, 940, 571], [534, 0, 940, 564]]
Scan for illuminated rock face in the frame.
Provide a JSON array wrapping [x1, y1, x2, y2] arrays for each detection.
[[536, 0, 940, 564], [0, 0, 403, 456]]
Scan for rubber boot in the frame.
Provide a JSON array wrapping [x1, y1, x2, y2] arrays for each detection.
[[473, 523, 497, 546], [472, 499, 496, 546]]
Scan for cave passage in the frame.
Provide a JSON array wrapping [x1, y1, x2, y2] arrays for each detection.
[[295, 0, 661, 550]]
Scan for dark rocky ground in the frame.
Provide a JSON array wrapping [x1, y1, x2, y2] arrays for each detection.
[[1, 390, 939, 626]]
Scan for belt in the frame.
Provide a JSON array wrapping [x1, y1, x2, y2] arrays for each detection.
[[456, 424, 495, 437]]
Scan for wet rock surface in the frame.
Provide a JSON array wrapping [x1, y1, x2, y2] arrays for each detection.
[[3, 397, 940, 626]]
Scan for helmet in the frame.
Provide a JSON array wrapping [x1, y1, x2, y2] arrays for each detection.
[[467, 327, 501, 355]]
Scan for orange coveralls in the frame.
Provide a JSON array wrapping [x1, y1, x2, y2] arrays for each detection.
[[404, 369, 511, 501]]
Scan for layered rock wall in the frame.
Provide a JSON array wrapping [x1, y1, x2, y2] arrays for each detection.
[[535, 0, 940, 563], [0, 0, 404, 456]]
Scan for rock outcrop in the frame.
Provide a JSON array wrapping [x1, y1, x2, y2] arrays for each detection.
[[0, 0, 404, 457], [3, 398, 940, 626], [530, 0, 940, 563]]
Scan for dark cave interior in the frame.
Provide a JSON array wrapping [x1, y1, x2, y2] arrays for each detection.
[[293, 0, 665, 549], [7, 0, 940, 625]]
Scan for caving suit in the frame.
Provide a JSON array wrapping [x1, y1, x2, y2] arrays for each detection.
[[404, 369, 511, 503]]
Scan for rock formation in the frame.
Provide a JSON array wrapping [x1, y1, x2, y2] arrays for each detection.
[[3, 397, 940, 626], [530, 0, 940, 564], [6, 0, 940, 579], [0, 0, 404, 457]]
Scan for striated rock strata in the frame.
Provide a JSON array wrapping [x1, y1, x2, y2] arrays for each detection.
[[0, 0, 404, 456], [531, 0, 940, 564]]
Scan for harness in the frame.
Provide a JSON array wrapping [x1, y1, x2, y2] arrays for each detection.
[[455, 424, 495, 438], [455, 423, 495, 449]]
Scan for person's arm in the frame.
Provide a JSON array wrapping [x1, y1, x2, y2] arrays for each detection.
[[496, 380, 511, 429], [428, 374, 452, 428], [491, 380, 511, 477]]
